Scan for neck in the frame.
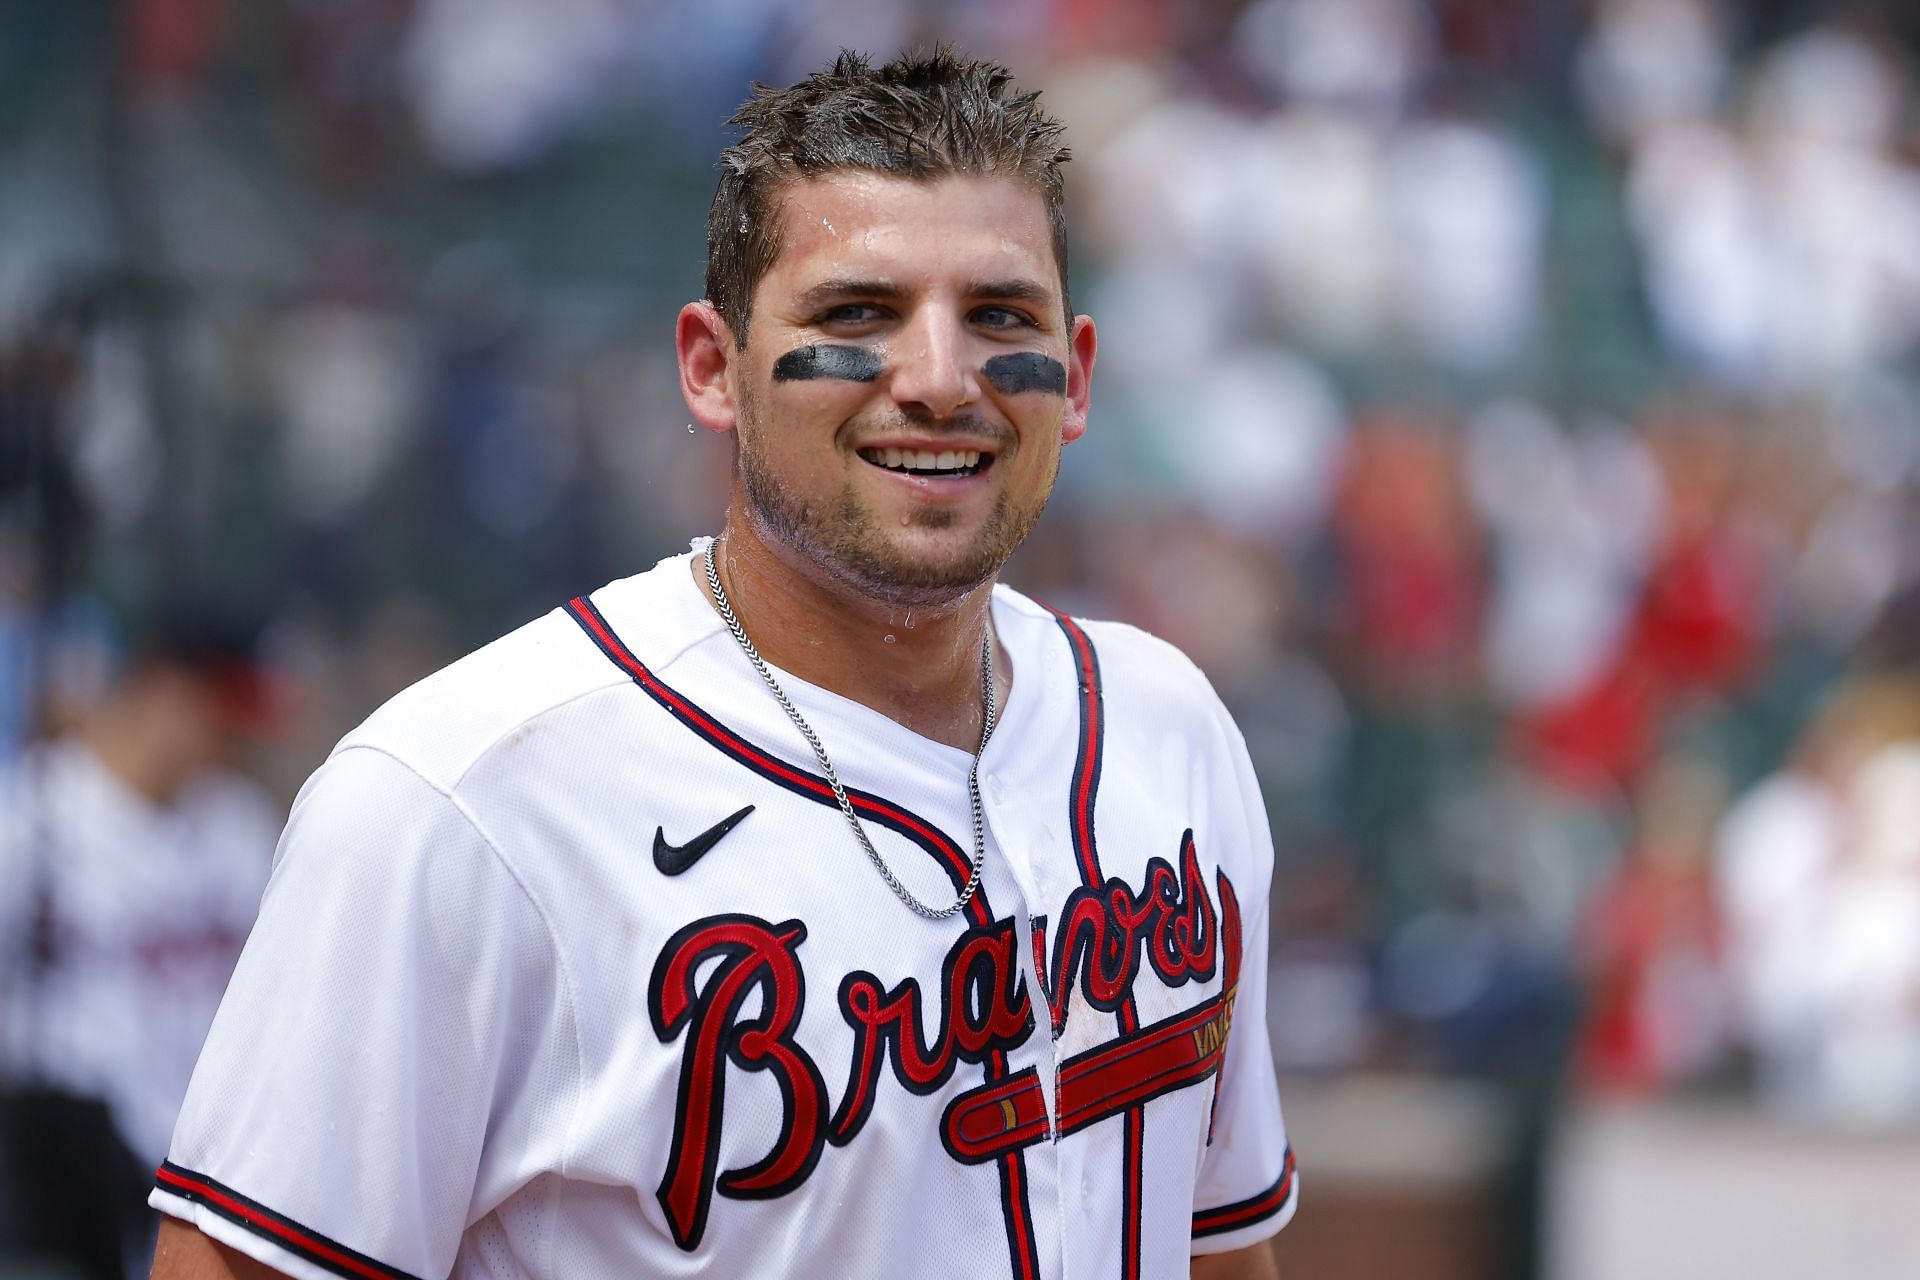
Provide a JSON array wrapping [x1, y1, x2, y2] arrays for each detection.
[[697, 517, 1005, 752]]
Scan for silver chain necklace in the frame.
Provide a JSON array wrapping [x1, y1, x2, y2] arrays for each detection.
[[703, 537, 997, 920]]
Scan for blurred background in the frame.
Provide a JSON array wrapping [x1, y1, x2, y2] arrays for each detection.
[[5, 0, 1920, 1276]]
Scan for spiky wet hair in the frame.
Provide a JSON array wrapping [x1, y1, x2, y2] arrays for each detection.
[[705, 47, 1072, 346]]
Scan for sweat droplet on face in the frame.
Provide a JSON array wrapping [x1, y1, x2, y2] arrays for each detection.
[[883, 634, 896, 645]]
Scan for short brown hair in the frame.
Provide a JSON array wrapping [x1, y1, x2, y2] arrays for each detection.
[[705, 47, 1072, 346]]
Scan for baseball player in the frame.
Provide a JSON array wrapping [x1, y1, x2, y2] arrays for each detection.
[[0, 611, 278, 1274], [151, 48, 1297, 1279]]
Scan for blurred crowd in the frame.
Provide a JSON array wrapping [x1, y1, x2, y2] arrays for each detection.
[[1032, 0, 1920, 1130], [6, 6, 1920, 1260]]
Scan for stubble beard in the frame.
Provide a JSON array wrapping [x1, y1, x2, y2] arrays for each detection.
[[736, 410, 1056, 609]]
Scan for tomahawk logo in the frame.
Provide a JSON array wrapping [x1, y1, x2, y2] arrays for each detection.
[[647, 834, 1243, 1251]]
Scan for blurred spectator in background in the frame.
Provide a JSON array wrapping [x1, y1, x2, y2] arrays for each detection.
[[1617, 20, 1920, 389], [1576, 747, 1730, 1096], [1714, 670, 1920, 1126], [0, 607, 282, 1279]]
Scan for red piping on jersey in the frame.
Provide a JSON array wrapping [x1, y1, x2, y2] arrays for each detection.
[[1123, 1107, 1144, 1270], [566, 593, 1040, 1280], [1051, 608, 1107, 890], [154, 1163, 418, 1280], [1043, 607, 1146, 1280], [568, 596, 968, 892], [1000, 1146, 1036, 1280]]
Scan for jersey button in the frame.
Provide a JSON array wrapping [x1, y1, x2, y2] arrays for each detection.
[[988, 774, 1007, 802]]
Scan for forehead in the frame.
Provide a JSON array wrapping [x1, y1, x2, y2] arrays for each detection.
[[757, 171, 1060, 304]]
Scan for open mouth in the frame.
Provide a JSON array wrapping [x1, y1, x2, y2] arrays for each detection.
[[858, 446, 991, 479]]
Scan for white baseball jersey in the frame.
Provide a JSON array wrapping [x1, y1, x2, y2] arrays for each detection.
[[152, 546, 1296, 1279], [0, 738, 275, 1166]]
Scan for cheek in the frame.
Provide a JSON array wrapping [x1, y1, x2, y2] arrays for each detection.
[[1007, 400, 1073, 455], [757, 339, 889, 449], [740, 383, 869, 470]]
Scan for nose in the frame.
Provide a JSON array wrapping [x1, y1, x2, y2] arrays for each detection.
[[888, 308, 977, 420]]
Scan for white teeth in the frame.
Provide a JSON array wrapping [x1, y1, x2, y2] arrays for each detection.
[[863, 446, 988, 473]]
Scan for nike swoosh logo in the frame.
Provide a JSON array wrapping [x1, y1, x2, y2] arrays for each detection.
[[653, 805, 756, 876]]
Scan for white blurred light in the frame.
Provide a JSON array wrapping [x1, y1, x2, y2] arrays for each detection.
[[1233, 0, 1430, 122], [1576, 0, 1729, 143]]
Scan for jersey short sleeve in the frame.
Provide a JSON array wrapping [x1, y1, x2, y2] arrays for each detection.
[[151, 746, 578, 1280], [1189, 710, 1299, 1255]]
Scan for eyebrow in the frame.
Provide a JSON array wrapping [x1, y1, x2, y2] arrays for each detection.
[[793, 277, 1058, 309], [795, 279, 905, 309], [968, 279, 1055, 306]]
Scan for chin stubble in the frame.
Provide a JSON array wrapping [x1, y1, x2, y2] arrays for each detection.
[[736, 421, 1055, 607]]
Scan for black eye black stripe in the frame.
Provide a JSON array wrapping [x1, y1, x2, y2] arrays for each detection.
[[982, 353, 1066, 396], [773, 345, 883, 382], [771, 345, 1065, 396]]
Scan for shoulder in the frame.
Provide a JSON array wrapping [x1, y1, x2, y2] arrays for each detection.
[[996, 587, 1234, 740], [335, 556, 701, 794], [1079, 616, 1221, 708], [332, 605, 621, 796], [995, 589, 1274, 884]]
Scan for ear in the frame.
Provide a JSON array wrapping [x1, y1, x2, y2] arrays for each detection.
[[677, 300, 742, 433], [1061, 314, 1097, 444]]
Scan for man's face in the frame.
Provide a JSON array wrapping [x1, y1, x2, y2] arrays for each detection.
[[716, 170, 1094, 606]]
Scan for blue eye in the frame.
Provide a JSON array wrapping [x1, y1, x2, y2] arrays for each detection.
[[820, 303, 883, 325], [974, 306, 1034, 330]]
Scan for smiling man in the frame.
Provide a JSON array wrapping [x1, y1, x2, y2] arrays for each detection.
[[150, 49, 1296, 1280]]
